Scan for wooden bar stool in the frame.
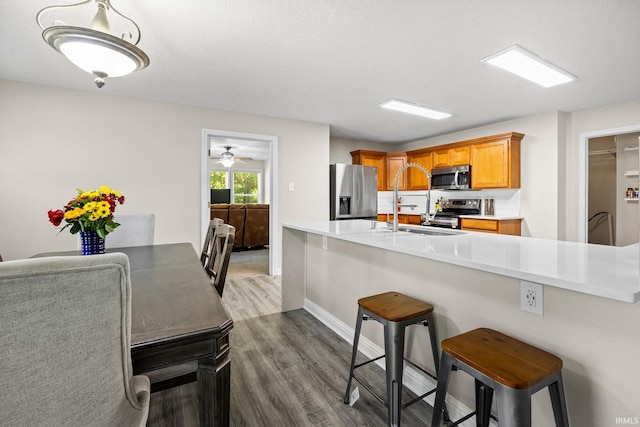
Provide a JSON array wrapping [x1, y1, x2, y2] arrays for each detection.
[[343, 291, 445, 426], [431, 328, 570, 427]]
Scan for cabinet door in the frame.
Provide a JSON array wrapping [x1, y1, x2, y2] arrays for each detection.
[[471, 139, 511, 188], [461, 218, 499, 232], [406, 150, 432, 190], [387, 152, 407, 190], [449, 146, 470, 165], [407, 215, 422, 225], [351, 150, 387, 191], [461, 218, 521, 236], [432, 149, 450, 168]]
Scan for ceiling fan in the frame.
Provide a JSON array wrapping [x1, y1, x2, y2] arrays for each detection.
[[210, 146, 252, 168]]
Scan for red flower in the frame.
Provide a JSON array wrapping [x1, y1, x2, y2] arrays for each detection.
[[48, 209, 64, 226]]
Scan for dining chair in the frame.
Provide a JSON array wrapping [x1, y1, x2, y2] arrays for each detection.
[[107, 213, 155, 248], [205, 223, 235, 297], [0, 253, 150, 426], [200, 217, 224, 268]]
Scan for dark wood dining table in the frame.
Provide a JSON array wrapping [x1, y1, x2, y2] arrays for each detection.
[[34, 243, 233, 427]]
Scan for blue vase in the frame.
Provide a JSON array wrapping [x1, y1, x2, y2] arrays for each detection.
[[79, 231, 105, 255]]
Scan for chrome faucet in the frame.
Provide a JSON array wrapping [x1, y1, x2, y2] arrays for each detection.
[[392, 162, 432, 232]]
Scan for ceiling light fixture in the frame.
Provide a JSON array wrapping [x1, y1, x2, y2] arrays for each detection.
[[379, 99, 452, 120], [481, 44, 576, 88], [219, 147, 237, 168], [37, 0, 150, 88]]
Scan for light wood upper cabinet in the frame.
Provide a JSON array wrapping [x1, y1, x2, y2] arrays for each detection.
[[351, 150, 387, 191], [406, 149, 433, 190], [432, 148, 450, 168], [353, 131, 523, 191], [470, 133, 523, 189], [433, 146, 470, 168], [449, 146, 470, 166], [386, 152, 407, 190]]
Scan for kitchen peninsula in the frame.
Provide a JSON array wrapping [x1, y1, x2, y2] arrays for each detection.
[[282, 220, 640, 426]]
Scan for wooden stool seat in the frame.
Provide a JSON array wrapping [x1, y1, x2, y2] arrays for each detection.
[[358, 291, 434, 322], [441, 328, 563, 390], [432, 327, 570, 427]]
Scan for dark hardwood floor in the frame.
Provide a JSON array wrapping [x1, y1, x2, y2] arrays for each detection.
[[147, 268, 442, 426]]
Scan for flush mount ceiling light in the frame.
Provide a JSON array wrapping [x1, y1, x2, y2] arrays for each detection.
[[378, 99, 452, 120], [481, 44, 576, 88], [37, 0, 150, 88]]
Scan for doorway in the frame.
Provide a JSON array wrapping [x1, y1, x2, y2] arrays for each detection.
[[201, 129, 278, 275], [579, 125, 640, 245]]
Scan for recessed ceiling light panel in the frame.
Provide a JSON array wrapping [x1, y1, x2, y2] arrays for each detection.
[[379, 99, 452, 120], [482, 45, 576, 88]]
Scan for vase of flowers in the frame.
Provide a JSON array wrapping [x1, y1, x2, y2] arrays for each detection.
[[48, 186, 125, 255]]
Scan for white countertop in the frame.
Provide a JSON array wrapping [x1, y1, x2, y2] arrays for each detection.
[[283, 220, 640, 303]]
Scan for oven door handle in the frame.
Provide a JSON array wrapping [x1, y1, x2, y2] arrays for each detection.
[[453, 171, 460, 189]]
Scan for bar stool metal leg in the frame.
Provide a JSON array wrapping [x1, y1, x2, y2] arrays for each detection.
[[431, 352, 454, 426], [344, 307, 365, 404], [549, 372, 570, 427], [384, 320, 405, 427], [495, 387, 532, 427], [475, 379, 494, 427], [425, 313, 440, 379]]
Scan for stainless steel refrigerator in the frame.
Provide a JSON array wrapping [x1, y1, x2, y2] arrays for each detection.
[[330, 163, 378, 220]]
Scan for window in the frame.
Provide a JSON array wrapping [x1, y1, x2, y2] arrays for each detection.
[[233, 170, 261, 203], [210, 170, 227, 189], [209, 168, 262, 204]]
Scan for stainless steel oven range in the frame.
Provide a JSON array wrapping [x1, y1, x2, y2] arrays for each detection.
[[430, 198, 480, 228]]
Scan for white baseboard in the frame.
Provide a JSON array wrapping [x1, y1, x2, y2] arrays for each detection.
[[303, 298, 492, 427]]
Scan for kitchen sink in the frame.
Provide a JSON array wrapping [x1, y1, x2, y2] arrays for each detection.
[[397, 227, 464, 236]]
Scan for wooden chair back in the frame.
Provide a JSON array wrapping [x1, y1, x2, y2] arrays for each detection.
[[200, 218, 224, 267], [205, 224, 235, 297]]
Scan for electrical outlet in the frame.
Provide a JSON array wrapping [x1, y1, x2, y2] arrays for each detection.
[[322, 235, 327, 250], [520, 280, 543, 316]]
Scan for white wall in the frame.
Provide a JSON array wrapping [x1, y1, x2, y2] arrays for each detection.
[[0, 79, 330, 267]]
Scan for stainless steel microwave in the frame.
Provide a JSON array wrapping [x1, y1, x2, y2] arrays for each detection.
[[431, 165, 471, 190]]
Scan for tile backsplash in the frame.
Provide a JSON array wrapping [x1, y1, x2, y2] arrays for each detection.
[[378, 189, 521, 216]]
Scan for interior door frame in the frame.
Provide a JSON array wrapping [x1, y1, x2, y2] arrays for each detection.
[[201, 129, 278, 275], [578, 124, 640, 243]]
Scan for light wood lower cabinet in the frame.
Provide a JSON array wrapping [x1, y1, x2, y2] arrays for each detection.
[[460, 218, 522, 236], [377, 214, 421, 225]]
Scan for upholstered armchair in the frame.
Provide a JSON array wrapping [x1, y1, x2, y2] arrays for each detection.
[[0, 253, 150, 426]]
